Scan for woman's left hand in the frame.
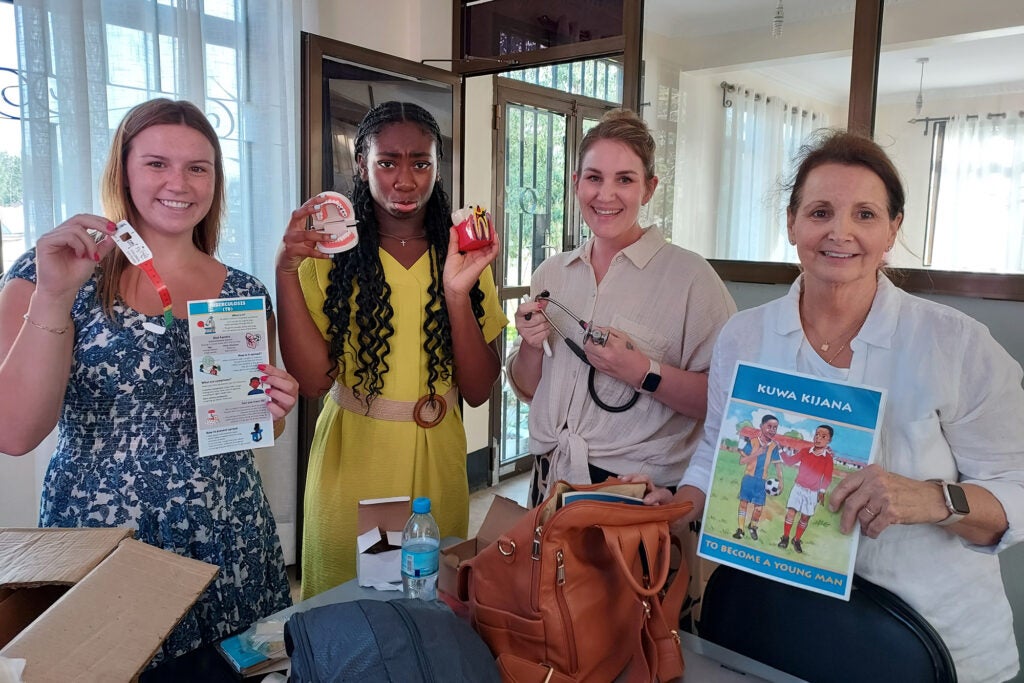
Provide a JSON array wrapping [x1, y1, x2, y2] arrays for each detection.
[[583, 326, 648, 388], [257, 363, 299, 420], [828, 463, 943, 538], [443, 227, 500, 298]]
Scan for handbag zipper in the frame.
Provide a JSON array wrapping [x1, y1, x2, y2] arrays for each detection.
[[553, 548, 579, 672], [530, 523, 543, 611]]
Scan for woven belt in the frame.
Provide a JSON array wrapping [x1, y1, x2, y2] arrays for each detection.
[[329, 383, 456, 428]]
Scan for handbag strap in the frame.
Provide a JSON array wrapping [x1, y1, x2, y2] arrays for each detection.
[[601, 523, 671, 597], [600, 524, 687, 683]]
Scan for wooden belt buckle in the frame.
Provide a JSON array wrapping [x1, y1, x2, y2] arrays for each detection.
[[413, 393, 447, 428]]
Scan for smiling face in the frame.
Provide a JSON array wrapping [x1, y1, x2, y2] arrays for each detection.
[[760, 418, 779, 441], [358, 121, 439, 225], [125, 124, 216, 238], [787, 163, 901, 291], [573, 139, 657, 249]]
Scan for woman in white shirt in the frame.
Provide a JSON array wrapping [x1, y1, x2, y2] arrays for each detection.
[[629, 130, 1024, 682]]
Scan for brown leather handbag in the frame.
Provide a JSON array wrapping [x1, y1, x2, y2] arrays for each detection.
[[457, 480, 693, 682]]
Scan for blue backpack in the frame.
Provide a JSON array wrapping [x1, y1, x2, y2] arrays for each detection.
[[285, 598, 501, 682]]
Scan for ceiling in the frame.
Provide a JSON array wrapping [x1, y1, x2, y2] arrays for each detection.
[[643, 0, 1024, 103]]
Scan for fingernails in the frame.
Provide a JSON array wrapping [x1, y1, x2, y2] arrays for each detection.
[[106, 221, 117, 233], [257, 364, 267, 371], [264, 388, 272, 395], [93, 252, 100, 262], [260, 375, 268, 382]]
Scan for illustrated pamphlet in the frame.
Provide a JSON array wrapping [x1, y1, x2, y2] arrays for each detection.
[[697, 362, 886, 600], [188, 296, 274, 457]]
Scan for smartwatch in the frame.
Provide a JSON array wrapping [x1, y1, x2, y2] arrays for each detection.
[[639, 359, 662, 394], [930, 480, 970, 526]]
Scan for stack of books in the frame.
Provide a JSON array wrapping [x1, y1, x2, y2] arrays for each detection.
[[216, 625, 289, 678]]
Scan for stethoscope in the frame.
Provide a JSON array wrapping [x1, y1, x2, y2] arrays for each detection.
[[526, 290, 640, 413]]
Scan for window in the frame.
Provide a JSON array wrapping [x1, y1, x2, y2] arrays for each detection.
[[0, 1, 23, 273], [714, 84, 828, 263], [13, 0, 298, 288], [919, 115, 1024, 273]]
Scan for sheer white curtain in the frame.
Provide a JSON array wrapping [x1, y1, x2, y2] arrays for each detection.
[[931, 113, 1024, 273], [13, 0, 300, 562], [715, 86, 827, 262]]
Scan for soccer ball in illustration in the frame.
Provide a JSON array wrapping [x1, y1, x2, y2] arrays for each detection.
[[765, 478, 781, 496]]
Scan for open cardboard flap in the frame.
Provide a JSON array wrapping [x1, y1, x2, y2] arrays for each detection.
[[0, 528, 217, 683], [438, 495, 528, 598], [356, 496, 410, 588]]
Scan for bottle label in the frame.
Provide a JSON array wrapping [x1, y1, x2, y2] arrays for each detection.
[[401, 541, 439, 577]]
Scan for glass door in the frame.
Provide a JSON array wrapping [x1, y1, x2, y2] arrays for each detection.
[[492, 79, 612, 477]]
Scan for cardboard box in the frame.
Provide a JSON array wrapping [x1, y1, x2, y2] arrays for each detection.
[[0, 527, 218, 683], [356, 496, 410, 588], [438, 495, 529, 599]]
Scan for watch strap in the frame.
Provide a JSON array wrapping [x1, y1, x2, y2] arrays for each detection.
[[931, 480, 967, 526]]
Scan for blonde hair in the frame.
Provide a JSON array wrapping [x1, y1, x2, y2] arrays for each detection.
[[576, 108, 656, 181], [96, 98, 224, 316]]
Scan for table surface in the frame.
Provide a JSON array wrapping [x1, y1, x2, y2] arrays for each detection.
[[145, 562, 806, 683]]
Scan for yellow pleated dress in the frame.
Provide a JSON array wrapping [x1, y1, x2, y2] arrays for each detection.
[[297, 250, 507, 598]]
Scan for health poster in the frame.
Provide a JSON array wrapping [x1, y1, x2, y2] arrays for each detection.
[[188, 296, 273, 457], [697, 362, 886, 600]]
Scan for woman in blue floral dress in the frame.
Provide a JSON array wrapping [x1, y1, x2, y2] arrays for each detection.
[[0, 99, 296, 663]]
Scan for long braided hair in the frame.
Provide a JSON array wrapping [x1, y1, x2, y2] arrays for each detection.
[[323, 101, 487, 404]]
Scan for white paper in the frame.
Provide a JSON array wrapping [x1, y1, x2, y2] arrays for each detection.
[[188, 296, 274, 457]]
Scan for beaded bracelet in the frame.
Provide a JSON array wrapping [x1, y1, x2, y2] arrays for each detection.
[[22, 313, 69, 336]]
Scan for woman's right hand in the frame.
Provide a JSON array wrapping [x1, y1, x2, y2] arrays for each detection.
[[513, 297, 550, 351], [618, 473, 677, 506], [276, 197, 333, 275], [34, 216, 116, 303]]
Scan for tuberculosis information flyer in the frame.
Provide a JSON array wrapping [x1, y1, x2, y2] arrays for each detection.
[[188, 296, 274, 457], [697, 362, 886, 600]]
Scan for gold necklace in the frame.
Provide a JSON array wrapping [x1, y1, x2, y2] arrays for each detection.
[[378, 231, 426, 247], [811, 311, 870, 366]]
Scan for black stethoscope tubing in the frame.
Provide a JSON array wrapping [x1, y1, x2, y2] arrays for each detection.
[[528, 291, 640, 413]]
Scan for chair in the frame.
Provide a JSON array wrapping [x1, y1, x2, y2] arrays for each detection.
[[696, 565, 957, 683]]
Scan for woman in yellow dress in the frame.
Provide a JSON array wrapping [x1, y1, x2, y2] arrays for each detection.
[[276, 102, 507, 598]]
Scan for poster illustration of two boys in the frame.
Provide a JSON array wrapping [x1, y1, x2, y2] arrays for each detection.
[[698, 362, 886, 600]]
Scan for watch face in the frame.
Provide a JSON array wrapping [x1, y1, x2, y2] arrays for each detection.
[[642, 372, 662, 393], [947, 483, 970, 515]]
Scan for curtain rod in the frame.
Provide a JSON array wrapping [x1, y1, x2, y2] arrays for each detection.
[[908, 110, 1023, 135], [719, 80, 818, 118]]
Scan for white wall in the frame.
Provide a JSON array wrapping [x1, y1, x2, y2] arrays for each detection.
[[301, 0, 450, 63]]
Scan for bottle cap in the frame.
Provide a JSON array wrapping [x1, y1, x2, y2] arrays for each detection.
[[412, 497, 431, 514]]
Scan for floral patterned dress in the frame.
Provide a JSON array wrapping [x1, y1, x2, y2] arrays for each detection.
[[2, 250, 291, 663]]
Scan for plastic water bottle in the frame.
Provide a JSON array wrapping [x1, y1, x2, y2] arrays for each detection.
[[401, 497, 440, 600]]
